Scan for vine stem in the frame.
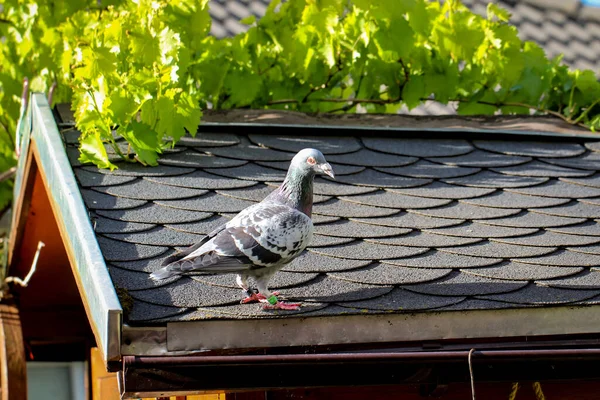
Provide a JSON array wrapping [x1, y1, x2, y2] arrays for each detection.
[[266, 97, 588, 128]]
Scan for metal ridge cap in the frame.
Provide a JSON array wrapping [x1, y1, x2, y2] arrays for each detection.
[[29, 93, 122, 363], [162, 304, 600, 353], [198, 121, 600, 141]]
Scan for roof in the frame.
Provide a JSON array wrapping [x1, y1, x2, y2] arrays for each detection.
[[209, 0, 600, 73], [208, 0, 600, 116], [36, 97, 600, 353]]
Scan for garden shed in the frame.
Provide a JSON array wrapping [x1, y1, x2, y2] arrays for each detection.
[[4, 93, 600, 399]]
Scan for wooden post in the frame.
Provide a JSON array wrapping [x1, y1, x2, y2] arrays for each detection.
[[0, 302, 26, 400]]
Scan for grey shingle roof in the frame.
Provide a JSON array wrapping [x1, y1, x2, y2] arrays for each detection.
[[58, 119, 600, 325]]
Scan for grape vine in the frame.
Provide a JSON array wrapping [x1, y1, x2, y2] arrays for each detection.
[[0, 0, 599, 196]]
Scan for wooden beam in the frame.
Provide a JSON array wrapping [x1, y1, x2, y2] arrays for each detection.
[[0, 301, 26, 400]]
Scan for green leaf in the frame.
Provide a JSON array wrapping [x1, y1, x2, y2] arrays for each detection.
[[240, 15, 256, 25], [79, 131, 115, 169], [118, 121, 161, 166], [402, 75, 425, 110], [486, 3, 510, 22]]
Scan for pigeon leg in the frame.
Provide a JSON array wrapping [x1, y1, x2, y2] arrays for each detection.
[[237, 274, 261, 304], [255, 276, 300, 310]]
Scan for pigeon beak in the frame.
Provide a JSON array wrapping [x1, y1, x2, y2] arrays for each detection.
[[320, 162, 335, 179]]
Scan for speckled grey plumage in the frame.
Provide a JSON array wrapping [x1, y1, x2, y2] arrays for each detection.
[[362, 138, 473, 158], [105, 226, 206, 246], [443, 171, 549, 188], [509, 180, 600, 198], [461, 191, 571, 209], [547, 221, 600, 236], [145, 170, 258, 189], [314, 199, 399, 218], [533, 202, 600, 219], [338, 288, 465, 311], [326, 148, 418, 167], [473, 140, 586, 158], [403, 271, 527, 296], [126, 299, 189, 323], [329, 263, 452, 285], [492, 231, 600, 247], [176, 132, 240, 147], [248, 134, 362, 154], [310, 241, 429, 260], [129, 277, 243, 307], [389, 182, 495, 199], [541, 152, 600, 171], [81, 189, 147, 210], [156, 192, 256, 213], [94, 179, 208, 200], [427, 222, 538, 238], [97, 203, 213, 224], [491, 160, 594, 178], [82, 163, 193, 177], [431, 150, 531, 167], [440, 241, 558, 259], [315, 220, 411, 238], [351, 213, 465, 229], [477, 283, 599, 305], [331, 169, 431, 188], [281, 275, 394, 303], [309, 235, 355, 247], [409, 202, 521, 220], [158, 150, 248, 168], [207, 163, 287, 181], [376, 160, 480, 179], [75, 168, 137, 187], [191, 270, 320, 290], [339, 191, 452, 210], [463, 261, 583, 281], [382, 250, 503, 269], [91, 216, 156, 234], [366, 231, 482, 248], [475, 211, 585, 228], [282, 251, 372, 273], [97, 236, 169, 261]]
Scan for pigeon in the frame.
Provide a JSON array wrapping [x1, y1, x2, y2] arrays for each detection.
[[149, 148, 335, 310]]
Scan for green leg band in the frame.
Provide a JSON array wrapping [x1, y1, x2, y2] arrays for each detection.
[[267, 295, 278, 305]]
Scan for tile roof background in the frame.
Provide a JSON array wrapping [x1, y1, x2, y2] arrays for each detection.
[[208, 0, 600, 116], [58, 118, 600, 324]]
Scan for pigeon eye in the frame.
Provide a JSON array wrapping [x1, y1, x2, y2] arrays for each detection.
[[307, 156, 316, 165]]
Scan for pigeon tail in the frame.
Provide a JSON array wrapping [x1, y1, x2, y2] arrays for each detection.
[[149, 266, 178, 281]]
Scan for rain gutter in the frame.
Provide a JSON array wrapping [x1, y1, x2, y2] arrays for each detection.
[[120, 347, 600, 397], [27, 94, 122, 362]]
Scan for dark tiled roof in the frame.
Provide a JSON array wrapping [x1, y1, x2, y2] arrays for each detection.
[[59, 124, 600, 325], [208, 0, 600, 116]]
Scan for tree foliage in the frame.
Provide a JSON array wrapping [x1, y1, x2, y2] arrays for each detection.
[[1, 0, 599, 186]]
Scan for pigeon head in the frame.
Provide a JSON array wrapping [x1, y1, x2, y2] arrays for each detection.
[[290, 148, 335, 179]]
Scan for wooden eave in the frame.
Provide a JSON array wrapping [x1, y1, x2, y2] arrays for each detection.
[[7, 94, 122, 365]]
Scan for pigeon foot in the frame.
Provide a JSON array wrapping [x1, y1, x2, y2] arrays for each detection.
[[262, 301, 301, 310], [241, 291, 281, 304]]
